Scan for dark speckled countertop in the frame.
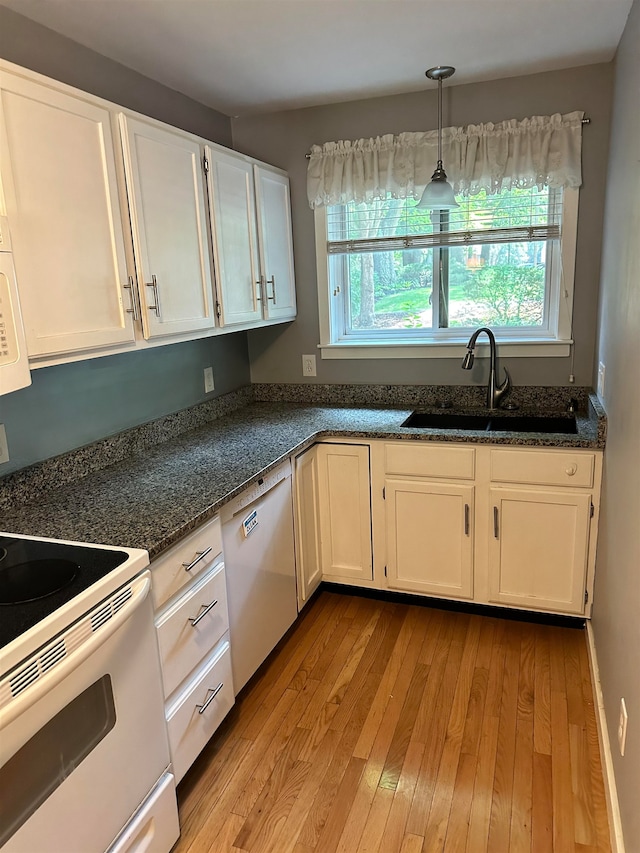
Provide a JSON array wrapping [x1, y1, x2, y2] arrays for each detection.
[[0, 391, 605, 560]]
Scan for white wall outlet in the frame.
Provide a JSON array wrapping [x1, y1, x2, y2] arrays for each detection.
[[302, 354, 317, 377], [618, 698, 628, 756], [597, 361, 606, 398], [0, 424, 9, 464], [204, 366, 214, 394]]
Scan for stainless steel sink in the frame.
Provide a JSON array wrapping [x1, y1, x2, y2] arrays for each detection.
[[402, 411, 578, 434]]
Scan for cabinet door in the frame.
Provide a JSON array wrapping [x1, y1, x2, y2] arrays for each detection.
[[489, 488, 591, 614], [385, 479, 474, 599], [316, 444, 372, 581], [0, 71, 135, 356], [120, 116, 215, 338], [294, 447, 322, 608], [206, 148, 262, 326], [254, 166, 296, 322]]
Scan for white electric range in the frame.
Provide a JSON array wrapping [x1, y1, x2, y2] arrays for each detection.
[[0, 531, 180, 853]]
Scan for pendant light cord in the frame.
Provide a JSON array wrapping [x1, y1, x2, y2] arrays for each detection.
[[437, 77, 443, 166]]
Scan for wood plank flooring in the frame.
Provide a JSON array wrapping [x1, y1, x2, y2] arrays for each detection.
[[173, 592, 610, 853]]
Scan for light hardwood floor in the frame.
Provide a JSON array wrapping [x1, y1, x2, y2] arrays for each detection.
[[173, 592, 610, 853]]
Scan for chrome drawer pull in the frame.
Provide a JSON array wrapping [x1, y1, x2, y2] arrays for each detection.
[[188, 599, 218, 627], [266, 275, 276, 303], [182, 547, 213, 572], [196, 682, 224, 714]]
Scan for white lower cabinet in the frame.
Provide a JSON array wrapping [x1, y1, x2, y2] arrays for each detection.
[[155, 560, 229, 698], [150, 516, 234, 784], [316, 443, 373, 583], [380, 442, 600, 616], [488, 487, 592, 614], [293, 446, 323, 609], [297, 439, 602, 618], [165, 641, 234, 784], [385, 479, 474, 599]]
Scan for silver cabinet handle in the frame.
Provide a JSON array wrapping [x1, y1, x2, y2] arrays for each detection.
[[493, 506, 499, 539], [266, 275, 276, 303], [255, 276, 264, 301], [182, 546, 213, 572], [146, 274, 161, 317], [196, 682, 224, 714], [188, 599, 218, 627], [464, 503, 470, 536], [124, 276, 139, 321]]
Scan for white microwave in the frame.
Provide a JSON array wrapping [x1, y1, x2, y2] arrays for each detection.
[[0, 215, 31, 396]]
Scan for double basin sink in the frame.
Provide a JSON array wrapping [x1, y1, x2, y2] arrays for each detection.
[[402, 411, 578, 434]]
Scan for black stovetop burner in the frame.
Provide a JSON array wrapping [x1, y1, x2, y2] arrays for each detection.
[[0, 535, 130, 649]]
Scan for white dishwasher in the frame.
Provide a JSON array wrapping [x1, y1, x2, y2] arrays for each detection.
[[221, 459, 298, 693]]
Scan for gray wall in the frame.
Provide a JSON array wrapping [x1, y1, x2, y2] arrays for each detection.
[[0, 336, 250, 474], [0, 6, 232, 144], [232, 64, 613, 387], [592, 0, 640, 848], [0, 8, 251, 476]]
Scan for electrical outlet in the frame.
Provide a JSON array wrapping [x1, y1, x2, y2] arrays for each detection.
[[302, 354, 316, 377], [597, 361, 605, 398], [0, 424, 9, 464], [204, 366, 214, 394], [618, 698, 628, 756]]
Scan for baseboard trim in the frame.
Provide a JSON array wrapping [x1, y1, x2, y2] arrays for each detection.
[[586, 622, 626, 853]]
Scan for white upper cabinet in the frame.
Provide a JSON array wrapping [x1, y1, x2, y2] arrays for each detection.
[[254, 166, 296, 321], [119, 116, 215, 338], [0, 70, 135, 356], [205, 148, 262, 326], [206, 147, 296, 328], [0, 60, 297, 363]]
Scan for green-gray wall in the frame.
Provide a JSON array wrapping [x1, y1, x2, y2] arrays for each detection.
[[232, 64, 613, 387], [593, 0, 640, 848], [0, 8, 251, 476]]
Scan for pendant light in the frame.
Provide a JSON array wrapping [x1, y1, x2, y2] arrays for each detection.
[[416, 65, 459, 210]]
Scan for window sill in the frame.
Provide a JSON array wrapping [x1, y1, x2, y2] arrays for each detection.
[[319, 339, 573, 360]]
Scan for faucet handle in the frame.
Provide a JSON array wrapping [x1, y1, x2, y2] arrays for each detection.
[[495, 367, 512, 406]]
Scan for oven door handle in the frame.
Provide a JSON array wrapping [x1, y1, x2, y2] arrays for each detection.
[[0, 574, 151, 731]]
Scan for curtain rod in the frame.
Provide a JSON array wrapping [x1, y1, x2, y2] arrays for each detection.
[[304, 117, 591, 159]]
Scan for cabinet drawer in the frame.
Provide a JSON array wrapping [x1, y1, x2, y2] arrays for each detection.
[[385, 443, 475, 480], [490, 449, 595, 488], [166, 640, 234, 784], [151, 516, 222, 610], [155, 561, 229, 699]]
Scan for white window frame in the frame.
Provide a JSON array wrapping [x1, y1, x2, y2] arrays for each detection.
[[315, 187, 579, 360]]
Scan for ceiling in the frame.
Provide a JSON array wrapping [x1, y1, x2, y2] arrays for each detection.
[[2, 0, 633, 117]]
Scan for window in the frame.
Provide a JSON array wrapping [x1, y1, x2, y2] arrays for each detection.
[[315, 186, 578, 358]]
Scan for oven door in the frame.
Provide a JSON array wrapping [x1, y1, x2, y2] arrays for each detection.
[[0, 572, 171, 853]]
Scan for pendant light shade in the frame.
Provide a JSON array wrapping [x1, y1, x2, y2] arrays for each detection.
[[416, 65, 459, 210]]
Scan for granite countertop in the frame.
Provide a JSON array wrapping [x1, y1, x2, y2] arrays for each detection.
[[0, 396, 605, 560]]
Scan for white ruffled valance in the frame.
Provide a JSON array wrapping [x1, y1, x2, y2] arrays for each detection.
[[307, 111, 584, 208]]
